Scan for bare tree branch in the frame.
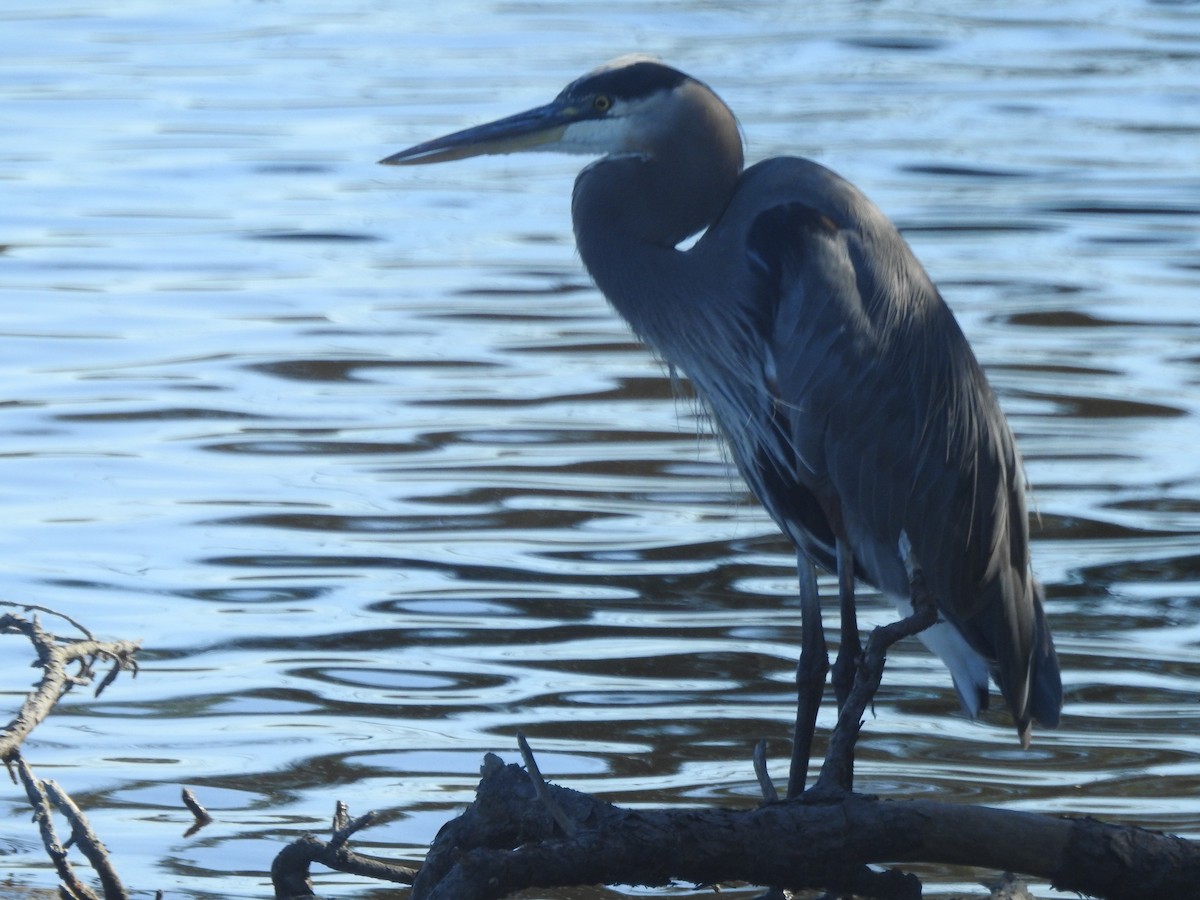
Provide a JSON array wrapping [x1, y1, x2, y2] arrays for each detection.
[[0, 609, 139, 764], [2, 605, 141, 900], [12, 754, 101, 900], [270, 804, 418, 900], [44, 780, 128, 900]]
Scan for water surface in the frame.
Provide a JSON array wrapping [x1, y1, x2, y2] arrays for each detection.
[[2, 2, 1200, 897]]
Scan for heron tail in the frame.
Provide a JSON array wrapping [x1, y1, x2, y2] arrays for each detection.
[[1026, 579, 1063, 730], [1006, 578, 1062, 747]]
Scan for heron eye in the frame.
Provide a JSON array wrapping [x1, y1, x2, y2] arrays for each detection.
[[593, 94, 612, 113]]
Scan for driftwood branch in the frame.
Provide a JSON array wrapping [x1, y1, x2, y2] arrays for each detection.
[[398, 757, 1198, 900], [365, 548, 1195, 900]]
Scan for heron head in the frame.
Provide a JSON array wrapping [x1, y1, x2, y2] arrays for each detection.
[[379, 56, 740, 168]]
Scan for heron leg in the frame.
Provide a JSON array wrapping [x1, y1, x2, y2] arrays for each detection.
[[830, 537, 861, 713], [787, 552, 827, 800], [812, 533, 938, 795]]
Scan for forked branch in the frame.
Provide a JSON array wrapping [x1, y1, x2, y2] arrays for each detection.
[[1, 603, 140, 764], [2, 602, 141, 900]]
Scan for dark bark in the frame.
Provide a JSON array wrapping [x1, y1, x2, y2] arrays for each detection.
[[391, 758, 1199, 900]]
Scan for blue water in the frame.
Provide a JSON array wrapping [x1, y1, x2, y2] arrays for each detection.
[[2, 1, 1200, 897]]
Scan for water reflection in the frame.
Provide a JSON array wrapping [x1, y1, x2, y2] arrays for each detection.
[[2, 1, 1200, 898]]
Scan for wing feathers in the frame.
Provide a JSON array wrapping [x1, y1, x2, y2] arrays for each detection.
[[740, 173, 1060, 734]]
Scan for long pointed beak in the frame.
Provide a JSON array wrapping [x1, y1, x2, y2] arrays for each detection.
[[379, 101, 577, 166]]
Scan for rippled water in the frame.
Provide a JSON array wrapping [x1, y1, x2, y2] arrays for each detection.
[[3, 2, 1200, 898]]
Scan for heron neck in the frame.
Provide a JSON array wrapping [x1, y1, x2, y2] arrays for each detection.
[[572, 188, 692, 357], [571, 154, 740, 358]]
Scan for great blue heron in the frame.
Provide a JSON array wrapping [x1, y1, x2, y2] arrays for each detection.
[[381, 56, 1062, 795]]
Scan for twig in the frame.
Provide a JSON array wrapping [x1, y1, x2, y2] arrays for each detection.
[[13, 755, 99, 900], [752, 739, 779, 804], [0, 600, 96, 642], [182, 788, 213, 838], [332, 799, 351, 833], [270, 804, 417, 900], [0, 612, 140, 763], [329, 803, 378, 851], [44, 780, 128, 900], [516, 731, 576, 837], [182, 788, 212, 824]]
